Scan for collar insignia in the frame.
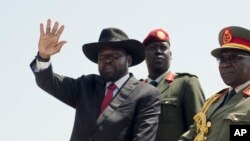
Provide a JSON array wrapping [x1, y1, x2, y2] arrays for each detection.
[[243, 86, 250, 96], [165, 71, 175, 82]]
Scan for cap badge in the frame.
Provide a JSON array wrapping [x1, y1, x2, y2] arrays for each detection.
[[156, 31, 166, 40], [222, 29, 232, 44]]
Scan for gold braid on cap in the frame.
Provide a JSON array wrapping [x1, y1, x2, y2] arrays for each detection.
[[193, 93, 222, 141]]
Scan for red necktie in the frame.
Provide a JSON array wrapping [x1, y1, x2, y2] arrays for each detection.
[[100, 83, 116, 114]]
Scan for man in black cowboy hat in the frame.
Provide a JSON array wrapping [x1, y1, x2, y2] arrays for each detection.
[[30, 19, 161, 141]]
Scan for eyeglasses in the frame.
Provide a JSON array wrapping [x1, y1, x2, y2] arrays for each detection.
[[216, 54, 250, 64]]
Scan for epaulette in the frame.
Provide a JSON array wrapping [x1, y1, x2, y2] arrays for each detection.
[[175, 72, 198, 78]]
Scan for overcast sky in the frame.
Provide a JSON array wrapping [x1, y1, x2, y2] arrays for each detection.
[[1, 0, 250, 140]]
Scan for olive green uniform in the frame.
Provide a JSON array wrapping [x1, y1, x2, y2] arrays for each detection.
[[155, 72, 205, 141], [179, 83, 250, 141]]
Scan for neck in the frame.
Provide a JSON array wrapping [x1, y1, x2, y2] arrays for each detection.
[[147, 65, 169, 80], [149, 71, 165, 80]]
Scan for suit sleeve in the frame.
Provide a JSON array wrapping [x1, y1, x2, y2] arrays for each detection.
[[132, 86, 161, 141], [182, 76, 205, 129], [30, 59, 78, 108]]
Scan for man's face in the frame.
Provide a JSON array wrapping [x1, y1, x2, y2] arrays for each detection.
[[145, 42, 172, 74], [98, 46, 132, 82], [217, 50, 250, 88]]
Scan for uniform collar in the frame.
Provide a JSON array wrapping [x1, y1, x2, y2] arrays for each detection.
[[229, 80, 250, 93], [147, 70, 175, 83]]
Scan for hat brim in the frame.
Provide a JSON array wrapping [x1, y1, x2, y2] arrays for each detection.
[[211, 46, 250, 58], [82, 39, 145, 66]]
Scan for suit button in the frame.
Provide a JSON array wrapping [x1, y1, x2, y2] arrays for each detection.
[[88, 138, 92, 141]]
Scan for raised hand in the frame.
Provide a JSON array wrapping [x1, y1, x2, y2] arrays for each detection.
[[38, 19, 67, 59]]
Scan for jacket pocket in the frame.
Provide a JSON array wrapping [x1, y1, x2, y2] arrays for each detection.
[[224, 112, 250, 124], [160, 97, 179, 122]]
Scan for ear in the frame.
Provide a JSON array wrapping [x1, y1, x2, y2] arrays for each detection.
[[127, 55, 132, 66], [169, 50, 172, 60]]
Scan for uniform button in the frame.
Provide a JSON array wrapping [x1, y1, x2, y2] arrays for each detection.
[[207, 121, 211, 127], [164, 101, 169, 104], [233, 117, 238, 121]]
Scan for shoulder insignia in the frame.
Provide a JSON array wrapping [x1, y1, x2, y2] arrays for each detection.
[[243, 86, 250, 97]]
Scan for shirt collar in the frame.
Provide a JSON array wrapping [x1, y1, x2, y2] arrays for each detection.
[[106, 73, 130, 89]]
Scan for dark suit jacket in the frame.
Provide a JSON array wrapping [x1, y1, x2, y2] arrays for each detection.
[[154, 72, 205, 141], [179, 84, 250, 141], [30, 59, 161, 141]]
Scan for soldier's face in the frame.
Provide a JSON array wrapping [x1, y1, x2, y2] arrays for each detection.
[[218, 50, 250, 88], [145, 42, 172, 73], [98, 46, 131, 82]]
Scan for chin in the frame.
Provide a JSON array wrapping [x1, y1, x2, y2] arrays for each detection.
[[222, 78, 236, 87], [153, 63, 165, 69], [101, 74, 118, 82]]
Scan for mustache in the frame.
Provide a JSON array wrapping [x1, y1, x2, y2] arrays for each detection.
[[154, 55, 165, 59], [220, 69, 235, 75]]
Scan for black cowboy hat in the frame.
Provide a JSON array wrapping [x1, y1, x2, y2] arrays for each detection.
[[82, 27, 145, 66]]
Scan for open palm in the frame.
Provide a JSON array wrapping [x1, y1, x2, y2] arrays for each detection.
[[38, 19, 67, 59]]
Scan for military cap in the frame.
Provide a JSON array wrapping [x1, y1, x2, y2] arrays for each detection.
[[211, 26, 250, 57], [143, 28, 170, 47]]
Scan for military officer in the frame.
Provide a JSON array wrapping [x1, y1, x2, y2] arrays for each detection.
[[179, 26, 250, 141], [143, 28, 205, 141]]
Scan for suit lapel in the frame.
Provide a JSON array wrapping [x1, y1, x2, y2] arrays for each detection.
[[91, 76, 138, 133]]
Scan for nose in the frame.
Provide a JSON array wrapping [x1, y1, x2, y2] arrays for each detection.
[[155, 46, 163, 54], [104, 57, 112, 64]]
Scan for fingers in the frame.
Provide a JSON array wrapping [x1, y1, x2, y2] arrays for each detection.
[[40, 23, 44, 36], [55, 41, 67, 53], [51, 22, 59, 34], [43, 19, 64, 36], [46, 19, 51, 34], [55, 25, 64, 37]]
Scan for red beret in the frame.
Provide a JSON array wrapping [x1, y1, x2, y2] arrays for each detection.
[[143, 28, 170, 46]]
